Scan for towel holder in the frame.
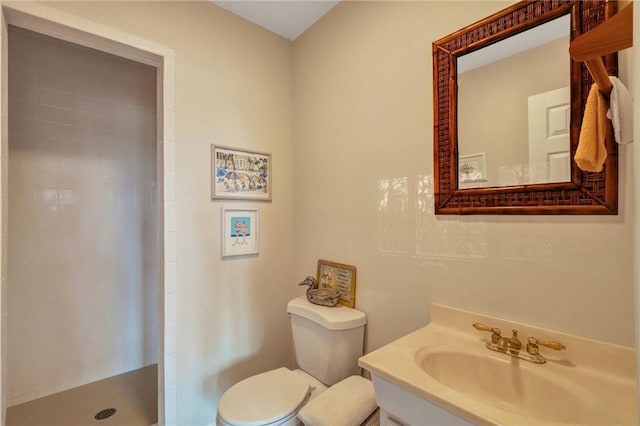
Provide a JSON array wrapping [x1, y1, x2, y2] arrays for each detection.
[[569, 2, 633, 96]]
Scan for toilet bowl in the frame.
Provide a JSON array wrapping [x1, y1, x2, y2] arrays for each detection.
[[216, 368, 328, 426], [215, 297, 367, 426]]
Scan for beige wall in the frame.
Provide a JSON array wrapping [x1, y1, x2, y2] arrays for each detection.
[[7, 26, 158, 405], [293, 0, 634, 356], [31, 1, 297, 424]]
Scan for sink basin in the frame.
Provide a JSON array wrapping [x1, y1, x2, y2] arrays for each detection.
[[359, 304, 638, 426], [416, 348, 590, 424]]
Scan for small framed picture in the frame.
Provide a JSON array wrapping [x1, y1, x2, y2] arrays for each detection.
[[316, 260, 357, 308], [212, 145, 272, 201], [221, 208, 259, 258], [458, 152, 487, 183]]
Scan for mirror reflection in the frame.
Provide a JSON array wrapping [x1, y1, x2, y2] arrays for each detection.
[[457, 15, 570, 188]]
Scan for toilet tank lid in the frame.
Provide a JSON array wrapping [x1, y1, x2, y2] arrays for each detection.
[[287, 297, 366, 330]]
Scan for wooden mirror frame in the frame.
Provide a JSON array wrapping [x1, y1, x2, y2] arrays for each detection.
[[433, 0, 618, 215]]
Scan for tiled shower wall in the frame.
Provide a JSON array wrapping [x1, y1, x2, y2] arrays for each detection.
[[7, 26, 158, 405]]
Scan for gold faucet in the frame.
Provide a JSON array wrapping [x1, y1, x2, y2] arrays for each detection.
[[472, 323, 566, 364], [498, 330, 522, 354]]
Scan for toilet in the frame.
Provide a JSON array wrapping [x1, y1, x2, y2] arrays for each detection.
[[216, 296, 367, 426]]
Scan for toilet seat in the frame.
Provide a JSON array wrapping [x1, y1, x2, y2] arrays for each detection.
[[217, 367, 311, 426]]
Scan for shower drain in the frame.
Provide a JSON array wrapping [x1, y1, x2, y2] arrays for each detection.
[[94, 408, 117, 421]]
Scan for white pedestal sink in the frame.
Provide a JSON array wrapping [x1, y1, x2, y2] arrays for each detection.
[[359, 304, 637, 425]]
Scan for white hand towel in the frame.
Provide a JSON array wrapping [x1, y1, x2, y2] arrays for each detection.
[[607, 76, 633, 144], [297, 375, 377, 426]]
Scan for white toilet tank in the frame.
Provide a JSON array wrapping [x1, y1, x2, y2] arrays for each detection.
[[287, 297, 366, 386]]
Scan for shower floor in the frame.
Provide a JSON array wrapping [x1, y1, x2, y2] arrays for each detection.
[[6, 364, 157, 426]]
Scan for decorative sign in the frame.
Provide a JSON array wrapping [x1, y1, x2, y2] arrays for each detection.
[[316, 260, 357, 308]]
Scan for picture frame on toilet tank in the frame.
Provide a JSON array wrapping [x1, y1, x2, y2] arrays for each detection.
[[316, 260, 357, 308], [221, 207, 259, 258], [211, 145, 272, 201]]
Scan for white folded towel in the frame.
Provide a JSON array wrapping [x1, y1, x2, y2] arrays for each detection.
[[607, 76, 633, 144], [297, 375, 377, 426]]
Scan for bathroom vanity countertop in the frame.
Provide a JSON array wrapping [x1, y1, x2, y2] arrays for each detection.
[[359, 304, 638, 426]]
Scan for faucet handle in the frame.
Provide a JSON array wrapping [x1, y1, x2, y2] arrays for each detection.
[[527, 337, 566, 351], [473, 322, 501, 334], [473, 323, 502, 344]]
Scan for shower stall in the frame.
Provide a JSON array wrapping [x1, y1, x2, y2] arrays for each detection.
[[5, 25, 159, 425]]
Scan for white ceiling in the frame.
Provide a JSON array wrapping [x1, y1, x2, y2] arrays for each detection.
[[458, 14, 570, 73], [212, 1, 339, 40]]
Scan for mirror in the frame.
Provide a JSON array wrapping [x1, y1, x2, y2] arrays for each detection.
[[458, 15, 570, 188], [433, 0, 618, 214]]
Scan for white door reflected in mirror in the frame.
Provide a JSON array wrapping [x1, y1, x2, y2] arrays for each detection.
[[526, 87, 571, 185]]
